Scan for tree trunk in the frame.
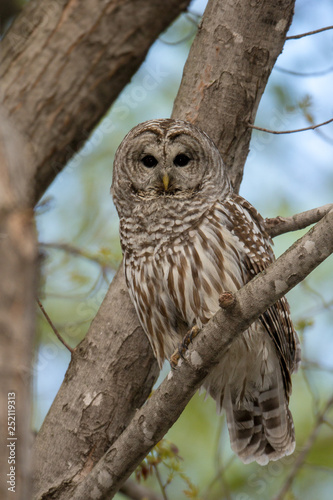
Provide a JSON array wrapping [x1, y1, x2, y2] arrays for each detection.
[[1, 0, 299, 498], [0, 0, 190, 205], [29, 0, 296, 498], [32, 267, 159, 499], [0, 109, 38, 500], [172, 0, 296, 191]]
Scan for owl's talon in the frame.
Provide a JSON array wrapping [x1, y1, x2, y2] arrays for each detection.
[[178, 346, 186, 358], [170, 325, 201, 368], [188, 325, 200, 343], [170, 351, 180, 369]]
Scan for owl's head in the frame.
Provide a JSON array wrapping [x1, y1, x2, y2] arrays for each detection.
[[111, 119, 230, 211]]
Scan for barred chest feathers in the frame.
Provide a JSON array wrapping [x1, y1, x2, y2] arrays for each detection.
[[112, 119, 300, 466], [121, 198, 255, 366]]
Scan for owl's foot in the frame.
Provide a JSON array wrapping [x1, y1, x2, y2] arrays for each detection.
[[218, 291, 235, 309], [170, 325, 201, 368]]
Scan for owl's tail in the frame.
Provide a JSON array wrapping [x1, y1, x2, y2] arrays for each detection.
[[223, 381, 295, 465]]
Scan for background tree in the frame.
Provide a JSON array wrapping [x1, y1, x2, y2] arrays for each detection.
[[1, 0, 333, 499]]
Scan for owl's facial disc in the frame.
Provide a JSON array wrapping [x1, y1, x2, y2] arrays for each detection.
[[128, 131, 207, 199], [138, 152, 199, 198]]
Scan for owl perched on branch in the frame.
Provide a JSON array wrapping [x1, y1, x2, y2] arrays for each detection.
[[111, 119, 300, 465]]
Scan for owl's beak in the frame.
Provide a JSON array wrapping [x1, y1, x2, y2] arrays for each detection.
[[162, 174, 170, 191]]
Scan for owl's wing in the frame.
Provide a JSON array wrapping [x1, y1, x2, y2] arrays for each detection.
[[218, 194, 300, 397]]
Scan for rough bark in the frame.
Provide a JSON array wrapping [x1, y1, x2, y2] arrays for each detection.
[[1, 1, 190, 498], [172, 0, 295, 192], [68, 209, 333, 500], [32, 267, 159, 499], [0, 109, 38, 500], [0, 0, 190, 205], [30, 0, 298, 498], [265, 203, 333, 237]]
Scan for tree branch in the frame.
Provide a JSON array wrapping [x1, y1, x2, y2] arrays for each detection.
[[286, 25, 333, 40], [172, 0, 295, 191], [31, 1, 298, 497], [248, 117, 333, 134], [0, 108, 38, 500], [265, 204, 333, 238], [68, 209, 333, 500], [0, 0, 191, 205], [32, 267, 159, 500], [36, 299, 74, 354], [39, 241, 118, 271], [273, 395, 333, 500]]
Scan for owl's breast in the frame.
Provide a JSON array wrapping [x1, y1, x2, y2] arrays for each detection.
[[122, 204, 250, 363], [119, 197, 205, 258], [155, 209, 248, 329]]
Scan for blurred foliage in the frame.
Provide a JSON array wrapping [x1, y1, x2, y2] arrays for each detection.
[[24, 0, 333, 498], [136, 439, 201, 499]]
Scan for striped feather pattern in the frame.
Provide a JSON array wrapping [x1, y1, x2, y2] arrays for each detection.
[[123, 196, 300, 464], [112, 118, 300, 466]]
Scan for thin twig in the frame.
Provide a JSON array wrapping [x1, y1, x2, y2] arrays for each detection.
[[273, 395, 333, 500], [314, 127, 333, 146], [39, 241, 117, 270], [153, 464, 169, 500], [301, 365, 320, 417], [211, 417, 232, 500], [275, 64, 333, 77], [213, 416, 225, 470], [44, 268, 107, 301], [286, 25, 333, 40], [265, 204, 333, 238], [159, 31, 196, 45], [159, 28, 197, 46], [203, 454, 235, 500], [303, 463, 333, 474], [159, 11, 200, 45], [322, 418, 333, 431], [302, 359, 333, 375], [37, 299, 74, 354], [248, 117, 333, 135], [119, 479, 163, 500]]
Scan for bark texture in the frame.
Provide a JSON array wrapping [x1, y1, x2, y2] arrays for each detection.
[[172, 0, 295, 191], [0, 109, 38, 500], [68, 209, 333, 500], [33, 267, 159, 499], [265, 204, 333, 237], [0, 0, 190, 205], [28, 0, 298, 498]]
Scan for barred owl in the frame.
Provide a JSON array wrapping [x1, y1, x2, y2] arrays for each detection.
[[111, 119, 300, 465]]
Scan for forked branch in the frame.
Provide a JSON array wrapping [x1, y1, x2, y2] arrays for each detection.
[[68, 209, 333, 500]]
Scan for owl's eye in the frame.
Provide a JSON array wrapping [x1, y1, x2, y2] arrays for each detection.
[[173, 154, 191, 167], [141, 155, 158, 168]]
